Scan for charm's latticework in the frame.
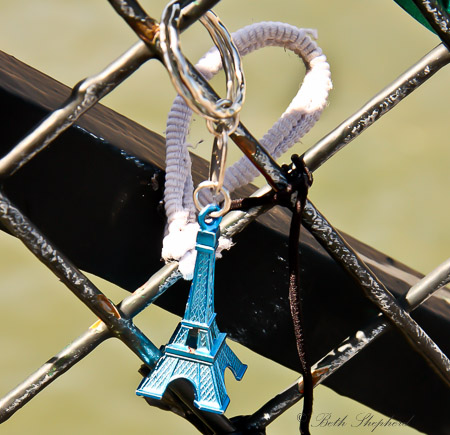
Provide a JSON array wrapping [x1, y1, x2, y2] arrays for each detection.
[[136, 206, 246, 413]]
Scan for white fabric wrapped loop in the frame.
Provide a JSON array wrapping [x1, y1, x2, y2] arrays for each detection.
[[162, 21, 332, 279]]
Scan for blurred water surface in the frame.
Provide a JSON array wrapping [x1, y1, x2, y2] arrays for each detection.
[[1, 0, 449, 433]]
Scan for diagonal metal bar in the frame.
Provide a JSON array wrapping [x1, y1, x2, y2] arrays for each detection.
[[0, 186, 270, 426], [0, 1, 220, 179], [302, 199, 450, 386], [246, 257, 450, 430], [303, 43, 450, 172], [0, 190, 162, 367], [403, 257, 450, 308], [0, 320, 109, 423], [0, 262, 181, 424], [412, 0, 450, 49], [0, 43, 151, 178]]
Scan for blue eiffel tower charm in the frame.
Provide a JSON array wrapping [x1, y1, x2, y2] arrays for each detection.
[[136, 205, 247, 414]]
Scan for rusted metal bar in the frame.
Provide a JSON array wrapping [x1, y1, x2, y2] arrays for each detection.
[[108, 0, 160, 46], [108, 1, 222, 45], [246, 257, 450, 430]]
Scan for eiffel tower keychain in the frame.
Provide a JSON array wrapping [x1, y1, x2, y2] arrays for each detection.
[[136, 2, 246, 414], [136, 202, 247, 413]]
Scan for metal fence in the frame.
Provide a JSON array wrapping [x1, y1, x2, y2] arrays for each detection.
[[0, 1, 449, 433]]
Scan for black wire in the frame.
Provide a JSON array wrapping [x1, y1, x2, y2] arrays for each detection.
[[288, 193, 312, 435], [232, 155, 314, 435]]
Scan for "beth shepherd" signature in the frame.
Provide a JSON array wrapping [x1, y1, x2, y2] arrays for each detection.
[[297, 412, 414, 432]]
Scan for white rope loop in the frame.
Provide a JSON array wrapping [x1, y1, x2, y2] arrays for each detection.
[[162, 21, 332, 279]]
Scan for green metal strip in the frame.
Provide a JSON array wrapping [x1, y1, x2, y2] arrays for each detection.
[[394, 0, 449, 32]]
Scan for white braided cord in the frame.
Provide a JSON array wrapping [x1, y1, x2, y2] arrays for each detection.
[[162, 22, 332, 279]]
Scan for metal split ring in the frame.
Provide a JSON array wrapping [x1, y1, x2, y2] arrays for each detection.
[[160, 1, 245, 121], [206, 115, 240, 137], [194, 181, 231, 218]]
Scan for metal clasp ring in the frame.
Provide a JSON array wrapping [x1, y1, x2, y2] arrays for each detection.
[[160, 1, 245, 121], [194, 181, 231, 218], [209, 124, 228, 196]]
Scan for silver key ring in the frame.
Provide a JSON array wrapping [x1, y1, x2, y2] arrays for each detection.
[[160, 1, 245, 121]]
